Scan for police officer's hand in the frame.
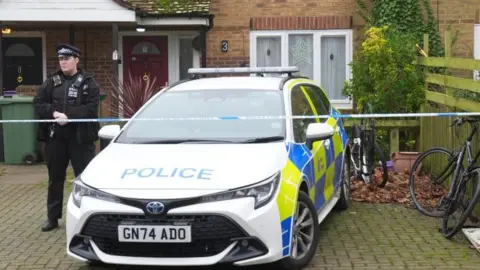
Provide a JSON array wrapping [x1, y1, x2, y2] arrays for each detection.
[[53, 111, 68, 126]]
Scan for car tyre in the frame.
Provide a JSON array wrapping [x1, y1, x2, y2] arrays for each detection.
[[334, 151, 351, 211], [276, 190, 320, 270]]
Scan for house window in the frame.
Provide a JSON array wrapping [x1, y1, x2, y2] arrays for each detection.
[[177, 36, 201, 81], [179, 38, 194, 80], [250, 30, 353, 109]]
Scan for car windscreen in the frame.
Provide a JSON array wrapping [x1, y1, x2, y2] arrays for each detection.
[[114, 89, 286, 144]]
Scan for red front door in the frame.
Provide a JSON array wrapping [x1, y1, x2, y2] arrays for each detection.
[[123, 36, 169, 90]]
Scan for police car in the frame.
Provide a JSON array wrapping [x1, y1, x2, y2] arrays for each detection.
[[65, 66, 351, 269]]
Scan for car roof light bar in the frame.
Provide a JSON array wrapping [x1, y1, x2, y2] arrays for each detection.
[[187, 66, 300, 77]]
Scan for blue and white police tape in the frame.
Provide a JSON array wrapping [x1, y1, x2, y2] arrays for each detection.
[[0, 111, 480, 123]]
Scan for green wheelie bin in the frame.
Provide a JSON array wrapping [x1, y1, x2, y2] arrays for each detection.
[[0, 95, 37, 165]]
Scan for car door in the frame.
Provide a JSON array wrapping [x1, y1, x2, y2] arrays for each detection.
[[289, 84, 327, 211], [301, 84, 344, 201]]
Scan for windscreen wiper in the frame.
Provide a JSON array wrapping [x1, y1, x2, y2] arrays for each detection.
[[240, 136, 285, 143]]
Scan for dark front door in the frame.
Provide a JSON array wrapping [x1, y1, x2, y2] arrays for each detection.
[[1, 37, 43, 92], [123, 36, 169, 90], [0, 37, 43, 162]]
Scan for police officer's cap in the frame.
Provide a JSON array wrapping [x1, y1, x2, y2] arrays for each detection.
[[56, 44, 81, 57]]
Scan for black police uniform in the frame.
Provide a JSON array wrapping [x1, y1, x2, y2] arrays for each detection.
[[33, 44, 100, 231]]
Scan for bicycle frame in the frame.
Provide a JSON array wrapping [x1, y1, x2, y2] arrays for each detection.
[[350, 130, 370, 181], [444, 120, 479, 203], [349, 103, 375, 183]]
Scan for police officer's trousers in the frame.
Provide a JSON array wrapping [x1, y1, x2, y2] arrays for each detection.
[[45, 135, 95, 220]]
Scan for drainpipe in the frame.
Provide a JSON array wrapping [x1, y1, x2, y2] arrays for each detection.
[[200, 15, 215, 68], [69, 25, 76, 46], [0, 25, 3, 96]]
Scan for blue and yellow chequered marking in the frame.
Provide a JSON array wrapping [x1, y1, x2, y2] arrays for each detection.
[[276, 79, 349, 257]]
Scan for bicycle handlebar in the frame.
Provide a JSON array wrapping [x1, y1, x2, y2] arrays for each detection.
[[450, 117, 479, 127], [450, 117, 478, 142]]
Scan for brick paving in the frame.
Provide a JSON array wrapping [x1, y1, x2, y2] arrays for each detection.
[[0, 165, 479, 270]]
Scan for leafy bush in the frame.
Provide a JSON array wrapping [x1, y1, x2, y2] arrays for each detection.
[[356, 0, 445, 58], [343, 26, 425, 114], [107, 72, 166, 119]]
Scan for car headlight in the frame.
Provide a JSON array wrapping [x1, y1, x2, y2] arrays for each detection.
[[200, 172, 281, 209], [72, 179, 120, 208]]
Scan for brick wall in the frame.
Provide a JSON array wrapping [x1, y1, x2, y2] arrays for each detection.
[[11, 0, 479, 118], [429, 0, 479, 58], [14, 26, 115, 118], [206, 0, 364, 68], [44, 27, 114, 118]]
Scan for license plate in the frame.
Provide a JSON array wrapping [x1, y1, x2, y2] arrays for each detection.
[[118, 225, 192, 243]]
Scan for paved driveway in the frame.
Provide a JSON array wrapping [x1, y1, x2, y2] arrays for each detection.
[[0, 165, 479, 270]]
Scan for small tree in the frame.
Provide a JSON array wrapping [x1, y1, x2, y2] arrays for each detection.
[[107, 72, 166, 119], [343, 26, 425, 114]]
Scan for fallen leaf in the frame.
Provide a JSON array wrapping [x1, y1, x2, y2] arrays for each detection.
[[349, 171, 448, 207]]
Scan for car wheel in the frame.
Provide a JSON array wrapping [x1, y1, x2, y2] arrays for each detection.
[[334, 151, 350, 211], [276, 190, 319, 270]]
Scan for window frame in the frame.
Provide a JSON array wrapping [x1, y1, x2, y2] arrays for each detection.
[[177, 33, 201, 81], [250, 29, 353, 109]]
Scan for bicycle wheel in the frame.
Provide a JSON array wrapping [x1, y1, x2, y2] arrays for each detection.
[[373, 141, 389, 188], [409, 147, 458, 217], [440, 166, 480, 239]]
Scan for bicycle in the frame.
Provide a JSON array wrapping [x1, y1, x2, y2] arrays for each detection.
[[439, 118, 480, 239], [349, 103, 389, 188], [409, 117, 480, 238]]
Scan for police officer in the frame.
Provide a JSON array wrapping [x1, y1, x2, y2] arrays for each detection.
[[34, 44, 100, 232]]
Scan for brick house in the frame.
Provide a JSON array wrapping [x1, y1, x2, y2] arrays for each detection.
[[0, 0, 479, 116]]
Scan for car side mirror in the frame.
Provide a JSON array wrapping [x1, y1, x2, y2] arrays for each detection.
[[305, 122, 335, 149], [98, 124, 121, 140]]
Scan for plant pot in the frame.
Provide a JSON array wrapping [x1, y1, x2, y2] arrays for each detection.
[[390, 151, 421, 174]]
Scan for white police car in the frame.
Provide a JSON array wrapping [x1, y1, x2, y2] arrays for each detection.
[[66, 67, 351, 269]]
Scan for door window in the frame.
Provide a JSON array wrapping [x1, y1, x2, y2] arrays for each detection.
[[4, 43, 35, 57], [131, 41, 161, 55], [291, 85, 316, 143], [301, 85, 331, 120]]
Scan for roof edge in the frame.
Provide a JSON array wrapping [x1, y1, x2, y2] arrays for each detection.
[[111, 0, 212, 17], [111, 0, 137, 11], [137, 12, 214, 18]]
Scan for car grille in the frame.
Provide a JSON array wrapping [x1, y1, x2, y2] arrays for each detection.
[[80, 214, 248, 257]]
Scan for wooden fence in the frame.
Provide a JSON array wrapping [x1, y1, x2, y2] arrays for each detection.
[[415, 30, 480, 215], [343, 120, 420, 156], [343, 30, 480, 158], [416, 30, 480, 158]]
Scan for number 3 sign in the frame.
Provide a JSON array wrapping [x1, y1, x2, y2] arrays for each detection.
[[221, 40, 228, 52]]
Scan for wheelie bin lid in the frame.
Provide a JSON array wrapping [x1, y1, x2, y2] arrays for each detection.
[[0, 95, 34, 105]]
